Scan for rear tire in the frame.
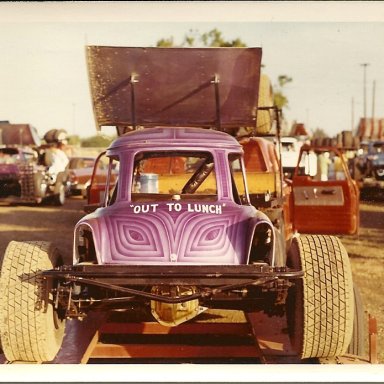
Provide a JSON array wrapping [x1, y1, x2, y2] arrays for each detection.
[[0, 241, 65, 362], [287, 235, 354, 359]]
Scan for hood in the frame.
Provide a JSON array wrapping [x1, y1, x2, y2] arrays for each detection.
[[86, 46, 262, 132], [78, 201, 256, 265], [0, 163, 19, 176]]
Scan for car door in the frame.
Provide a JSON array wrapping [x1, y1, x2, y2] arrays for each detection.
[[291, 145, 359, 235]]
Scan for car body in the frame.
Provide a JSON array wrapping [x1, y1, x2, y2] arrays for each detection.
[[80, 127, 276, 266], [355, 140, 384, 192], [291, 144, 360, 235], [53, 126, 301, 333], [368, 140, 384, 180], [0, 146, 37, 200], [0, 123, 69, 206], [0, 145, 68, 206]]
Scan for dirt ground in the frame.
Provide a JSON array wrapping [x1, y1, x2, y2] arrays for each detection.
[[0, 195, 383, 363], [339, 198, 384, 363]]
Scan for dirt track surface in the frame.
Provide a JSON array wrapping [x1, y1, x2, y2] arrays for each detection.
[[0, 197, 84, 264], [339, 199, 384, 363], [0, 196, 383, 363]]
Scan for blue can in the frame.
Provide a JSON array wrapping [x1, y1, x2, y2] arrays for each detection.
[[140, 173, 158, 193]]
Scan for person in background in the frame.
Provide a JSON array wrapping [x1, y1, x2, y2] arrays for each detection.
[[34, 140, 70, 203], [317, 152, 331, 181], [48, 141, 69, 195], [334, 154, 347, 180]]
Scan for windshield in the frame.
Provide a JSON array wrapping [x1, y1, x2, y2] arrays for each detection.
[[0, 148, 19, 164], [372, 143, 384, 154], [131, 151, 217, 202]]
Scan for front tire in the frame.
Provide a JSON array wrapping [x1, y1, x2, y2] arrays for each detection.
[[287, 235, 354, 359], [0, 241, 65, 362]]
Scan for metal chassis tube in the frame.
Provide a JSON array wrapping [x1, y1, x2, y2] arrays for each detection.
[[42, 264, 303, 304]]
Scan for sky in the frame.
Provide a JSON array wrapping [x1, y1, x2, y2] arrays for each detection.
[[1, 2, 384, 140]]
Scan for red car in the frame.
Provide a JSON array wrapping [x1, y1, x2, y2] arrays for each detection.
[[67, 156, 100, 198]]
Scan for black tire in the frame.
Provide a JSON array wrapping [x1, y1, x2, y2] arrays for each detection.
[[33, 171, 47, 204], [0, 241, 65, 362], [286, 235, 354, 359], [346, 284, 366, 357]]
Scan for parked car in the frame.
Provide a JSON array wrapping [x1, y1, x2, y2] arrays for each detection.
[[280, 137, 305, 178], [0, 145, 67, 205], [67, 156, 98, 198], [354, 140, 384, 195], [0, 146, 36, 200]]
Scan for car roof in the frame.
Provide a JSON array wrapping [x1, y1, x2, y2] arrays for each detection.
[[107, 127, 242, 153]]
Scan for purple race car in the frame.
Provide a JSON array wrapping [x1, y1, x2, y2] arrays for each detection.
[[0, 47, 357, 364]]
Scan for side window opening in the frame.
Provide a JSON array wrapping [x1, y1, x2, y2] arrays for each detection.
[[229, 153, 249, 205], [106, 156, 119, 206], [87, 152, 119, 206]]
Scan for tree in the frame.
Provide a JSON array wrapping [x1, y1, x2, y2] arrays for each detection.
[[312, 127, 328, 138], [156, 37, 174, 47], [67, 135, 81, 146], [80, 134, 115, 148], [156, 28, 247, 48], [273, 75, 293, 111]]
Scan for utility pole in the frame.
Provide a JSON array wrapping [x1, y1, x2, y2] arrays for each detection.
[[372, 80, 376, 120], [361, 63, 370, 129], [372, 80, 376, 137], [72, 102, 76, 136]]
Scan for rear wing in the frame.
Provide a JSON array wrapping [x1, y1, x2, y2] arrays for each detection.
[[86, 46, 262, 134]]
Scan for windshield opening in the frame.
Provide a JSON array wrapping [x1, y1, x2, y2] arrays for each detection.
[[131, 151, 217, 202]]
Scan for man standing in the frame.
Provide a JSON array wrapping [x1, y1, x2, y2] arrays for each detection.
[[34, 139, 69, 205]]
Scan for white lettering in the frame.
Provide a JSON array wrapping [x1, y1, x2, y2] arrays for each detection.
[[202, 204, 209, 213], [166, 203, 174, 211], [209, 205, 216, 214], [131, 203, 224, 215], [174, 203, 182, 212]]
